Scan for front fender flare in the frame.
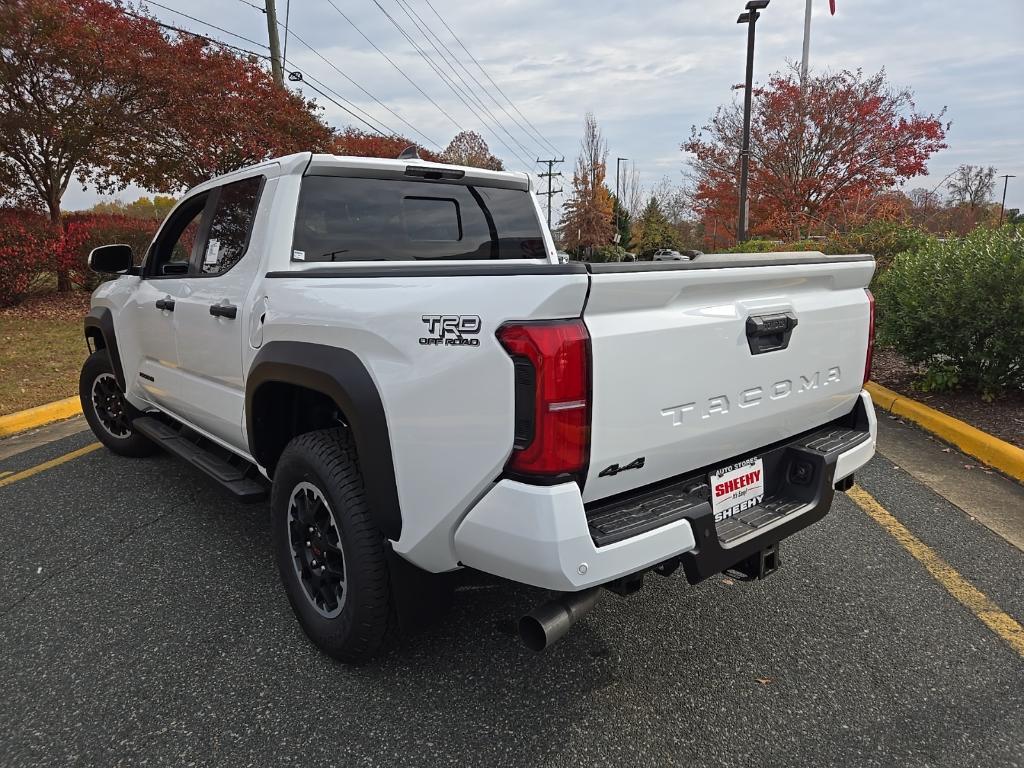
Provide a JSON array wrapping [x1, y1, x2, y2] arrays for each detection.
[[83, 306, 126, 391], [246, 342, 402, 540]]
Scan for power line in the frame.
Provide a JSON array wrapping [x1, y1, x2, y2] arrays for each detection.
[[128, 9, 391, 137], [282, 0, 291, 68], [390, 0, 540, 164], [235, 0, 441, 149], [422, 0, 561, 158], [319, 0, 465, 134], [397, 0, 553, 160], [143, 0, 269, 51], [367, 0, 533, 170], [151, 0, 437, 144]]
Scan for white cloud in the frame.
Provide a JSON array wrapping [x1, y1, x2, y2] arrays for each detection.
[[64, 0, 1023, 212]]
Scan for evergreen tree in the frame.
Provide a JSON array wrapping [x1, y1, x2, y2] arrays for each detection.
[[636, 197, 680, 255]]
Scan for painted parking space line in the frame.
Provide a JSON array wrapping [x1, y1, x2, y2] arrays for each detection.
[[848, 484, 1024, 658], [0, 443, 102, 489]]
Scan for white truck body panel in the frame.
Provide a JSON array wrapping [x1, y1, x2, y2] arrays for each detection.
[[582, 260, 875, 502], [89, 152, 877, 586]]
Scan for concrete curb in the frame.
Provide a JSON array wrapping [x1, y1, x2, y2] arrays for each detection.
[[866, 381, 1024, 484], [0, 396, 82, 438]]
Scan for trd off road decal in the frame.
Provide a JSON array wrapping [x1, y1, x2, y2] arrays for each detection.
[[420, 315, 482, 347]]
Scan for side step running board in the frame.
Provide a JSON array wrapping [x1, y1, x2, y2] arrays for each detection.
[[133, 416, 268, 502]]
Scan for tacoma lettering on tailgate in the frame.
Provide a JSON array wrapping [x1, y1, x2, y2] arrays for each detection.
[[660, 367, 841, 426]]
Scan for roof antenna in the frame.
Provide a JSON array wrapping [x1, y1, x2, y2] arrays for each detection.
[[397, 145, 421, 161]]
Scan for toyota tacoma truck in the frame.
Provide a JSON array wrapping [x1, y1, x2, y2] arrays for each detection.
[[80, 152, 877, 662]]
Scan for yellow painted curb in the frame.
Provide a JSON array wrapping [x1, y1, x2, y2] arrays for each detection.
[[866, 381, 1024, 483], [0, 396, 82, 438]]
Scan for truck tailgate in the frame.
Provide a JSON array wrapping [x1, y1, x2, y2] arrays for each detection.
[[581, 254, 875, 503]]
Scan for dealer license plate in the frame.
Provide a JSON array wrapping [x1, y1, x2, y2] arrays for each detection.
[[710, 457, 765, 523]]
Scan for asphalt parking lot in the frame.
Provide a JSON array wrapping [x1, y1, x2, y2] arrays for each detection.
[[1, 413, 1022, 767]]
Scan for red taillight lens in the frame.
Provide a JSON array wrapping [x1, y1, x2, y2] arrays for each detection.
[[864, 289, 875, 386], [497, 319, 591, 477]]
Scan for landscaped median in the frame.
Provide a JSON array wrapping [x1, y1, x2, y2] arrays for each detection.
[[867, 381, 1024, 484]]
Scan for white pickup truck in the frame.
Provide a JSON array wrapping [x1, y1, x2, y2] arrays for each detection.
[[81, 152, 877, 662]]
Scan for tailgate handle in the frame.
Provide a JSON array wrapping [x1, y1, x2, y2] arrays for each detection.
[[746, 312, 798, 355]]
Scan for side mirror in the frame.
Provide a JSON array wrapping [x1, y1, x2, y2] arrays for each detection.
[[88, 244, 134, 275]]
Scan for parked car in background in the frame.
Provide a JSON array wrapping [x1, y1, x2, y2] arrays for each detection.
[[653, 248, 702, 261]]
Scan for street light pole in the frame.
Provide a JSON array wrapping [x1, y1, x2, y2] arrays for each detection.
[[999, 174, 1016, 224], [800, 0, 812, 85], [616, 157, 629, 243], [736, 0, 769, 244]]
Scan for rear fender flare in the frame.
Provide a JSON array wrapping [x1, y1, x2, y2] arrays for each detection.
[[246, 341, 401, 540]]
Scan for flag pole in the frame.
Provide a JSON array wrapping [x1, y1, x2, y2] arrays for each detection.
[[800, 0, 812, 85]]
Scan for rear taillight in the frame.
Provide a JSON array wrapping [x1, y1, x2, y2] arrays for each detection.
[[864, 289, 875, 386], [497, 319, 591, 478]]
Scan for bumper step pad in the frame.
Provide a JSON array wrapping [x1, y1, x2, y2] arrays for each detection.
[[584, 415, 872, 584], [588, 482, 709, 548], [715, 495, 805, 546]]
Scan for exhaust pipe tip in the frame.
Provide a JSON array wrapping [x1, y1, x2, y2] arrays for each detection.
[[518, 614, 551, 653], [517, 587, 601, 652]]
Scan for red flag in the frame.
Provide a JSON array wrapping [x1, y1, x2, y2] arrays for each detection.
[[829, 0, 836, 14]]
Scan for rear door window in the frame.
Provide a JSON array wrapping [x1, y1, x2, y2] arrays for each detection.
[[197, 176, 263, 275], [292, 176, 546, 262]]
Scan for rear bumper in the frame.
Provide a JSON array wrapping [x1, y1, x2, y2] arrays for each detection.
[[453, 391, 876, 591]]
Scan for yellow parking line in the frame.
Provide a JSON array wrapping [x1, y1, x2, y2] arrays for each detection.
[[0, 471, 11, 479], [0, 443, 102, 489], [848, 484, 1024, 658]]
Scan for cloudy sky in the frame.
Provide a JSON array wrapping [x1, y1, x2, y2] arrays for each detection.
[[64, 0, 1024, 215]]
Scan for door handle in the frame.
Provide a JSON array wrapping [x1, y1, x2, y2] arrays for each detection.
[[155, 297, 175, 312], [209, 302, 238, 319], [745, 312, 798, 354]]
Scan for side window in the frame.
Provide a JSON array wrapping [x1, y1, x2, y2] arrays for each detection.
[[197, 176, 262, 276], [148, 194, 208, 277]]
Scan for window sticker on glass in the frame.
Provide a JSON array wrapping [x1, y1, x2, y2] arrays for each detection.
[[293, 249, 306, 261], [204, 238, 221, 265]]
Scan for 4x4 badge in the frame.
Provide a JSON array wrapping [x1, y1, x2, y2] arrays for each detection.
[[599, 457, 645, 477]]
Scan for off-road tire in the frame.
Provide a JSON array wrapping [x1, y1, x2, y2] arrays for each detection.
[[271, 427, 393, 663], [79, 350, 157, 457]]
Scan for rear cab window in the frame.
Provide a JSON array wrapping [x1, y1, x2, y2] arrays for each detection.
[[291, 176, 547, 262]]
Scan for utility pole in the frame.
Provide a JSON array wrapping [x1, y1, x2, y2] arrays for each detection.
[[264, 0, 284, 87], [737, 0, 770, 244], [999, 174, 1016, 224], [536, 157, 564, 230]]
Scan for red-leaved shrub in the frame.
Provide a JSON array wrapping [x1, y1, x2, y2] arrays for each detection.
[[0, 209, 59, 307], [58, 213, 159, 290]]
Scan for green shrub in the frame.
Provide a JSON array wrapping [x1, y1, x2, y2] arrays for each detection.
[[724, 238, 785, 253], [589, 244, 627, 262], [828, 220, 932, 272], [876, 226, 1024, 396]]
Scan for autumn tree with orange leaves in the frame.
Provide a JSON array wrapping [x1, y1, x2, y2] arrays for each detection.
[[0, 0, 331, 288], [441, 131, 503, 170], [332, 128, 441, 162], [683, 68, 948, 243], [562, 113, 615, 253]]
